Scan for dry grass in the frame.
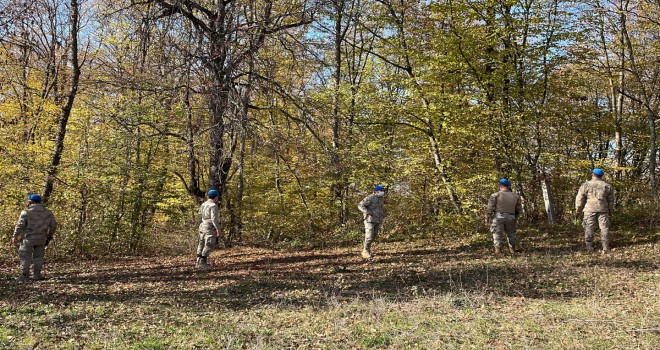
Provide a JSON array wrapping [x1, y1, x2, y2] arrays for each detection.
[[0, 226, 658, 349]]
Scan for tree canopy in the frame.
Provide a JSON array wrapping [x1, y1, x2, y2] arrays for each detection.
[[1, 0, 657, 256]]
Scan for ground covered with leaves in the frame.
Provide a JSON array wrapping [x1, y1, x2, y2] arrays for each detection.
[[1, 226, 658, 349]]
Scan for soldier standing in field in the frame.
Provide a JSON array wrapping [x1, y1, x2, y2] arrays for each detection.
[[11, 194, 57, 281], [358, 185, 386, 259], [196, 189, 221, 269], [575, 168, 614, 253], [485, 179, 522, 254]]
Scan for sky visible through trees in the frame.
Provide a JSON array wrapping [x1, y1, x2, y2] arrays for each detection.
[[0, 0, 657, 256]]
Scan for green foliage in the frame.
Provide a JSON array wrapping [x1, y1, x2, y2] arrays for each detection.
[[0, 0, 657, 257]]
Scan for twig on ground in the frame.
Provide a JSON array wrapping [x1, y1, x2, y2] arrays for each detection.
[[566, 319, 623, 324], [630, 328, 660, 333]]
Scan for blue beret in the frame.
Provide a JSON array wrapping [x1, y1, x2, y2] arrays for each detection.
[[499, 178, 511, 187], [28, 194, 42, 202], [207, 189, 220, 197], [593, 168, 604, 176], [374, 185, 385, 191]]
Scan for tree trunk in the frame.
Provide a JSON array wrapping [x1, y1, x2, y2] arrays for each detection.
[[428, 131, 463, 214], [151, 0, 311, 199], [647, 108, 657, 197], [42, 0, 80, 204], [228, 48, 255, 246], [540, 174, 555, 224], [184, 84, 205, 198], [208, 79, 231, 193], [331, 0, 349, 226], [620, 0, 657, 196]]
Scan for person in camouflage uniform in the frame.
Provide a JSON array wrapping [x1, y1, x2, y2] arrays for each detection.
[[358, 185, 386, 259], [11, 194, 57, 281], [575, 168, 614, 253], [485, 179, 522, 254], [196, 189, 221, 269]]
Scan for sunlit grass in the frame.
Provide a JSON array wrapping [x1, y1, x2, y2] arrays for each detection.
[[0, 226, 658, 349]]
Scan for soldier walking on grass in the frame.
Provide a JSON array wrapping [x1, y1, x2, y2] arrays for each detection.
[[575, 168, 614, 253], [358, 185, 386, 259], [11, 194, 57, 281], [196, 189, 221, 269], [485, 179, 522, 254]]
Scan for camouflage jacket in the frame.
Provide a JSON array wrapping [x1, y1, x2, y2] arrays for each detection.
[[575, 178, 614, 213], [486, 190, 522, 219], [13, 203, 57, 240], [197, 199, 220, 234], [358, 194, 385, 223]]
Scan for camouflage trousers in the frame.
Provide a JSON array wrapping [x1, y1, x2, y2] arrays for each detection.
[[196, 231, 217, 258], [18, 237, 47, 277], [490, 213, 516, 248], [583, 212, 610, 247], [363, 222, 381, 252]]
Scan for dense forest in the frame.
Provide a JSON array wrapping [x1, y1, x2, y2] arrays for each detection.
[[1, 0, 657, 257]]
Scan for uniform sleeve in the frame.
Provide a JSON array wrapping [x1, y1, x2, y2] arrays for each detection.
[[606, 184, 614, 212], [515, 196, 523, 219], [486, 194, 497, 217], [358, 196, 370, 214], [575, 183, 587, 211], [211, 204, 220, 232], [13, 210, 28, 238], [196, 205, 202, 226]]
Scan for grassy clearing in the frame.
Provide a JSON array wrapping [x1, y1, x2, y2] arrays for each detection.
[[1, 226, 658, 349]]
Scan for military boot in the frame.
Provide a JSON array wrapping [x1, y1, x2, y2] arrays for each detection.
[[601, 242, 611, 254], [20, 260, 30, 279], [361, 250, 372, 259], [16, 274, 28, 282], [508, 244, 516, 254], [585, 242, 594, 252], [199, 257, 211, 270], [33, 266, 42, 281]]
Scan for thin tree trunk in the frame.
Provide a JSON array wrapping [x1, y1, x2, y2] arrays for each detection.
[[620, 0, 657, 196], [646, 109, 657, 196], [208, 79, 230, 192], [228, 48, 255, 246], [598, 0, 626, 179], [332, 0, 349, 226], [428, 131, 462, 214], [540, 173, 555, 224], [184, 84, 204, 198], [74, 119, 91, 256], [42, 0, 80, 203], [372, 0, 463, 214]]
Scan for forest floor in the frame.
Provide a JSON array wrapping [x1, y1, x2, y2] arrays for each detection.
[[1, 225, 658, 349]]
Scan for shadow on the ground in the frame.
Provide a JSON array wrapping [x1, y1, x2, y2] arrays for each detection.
[[0, 230, 656, 311]]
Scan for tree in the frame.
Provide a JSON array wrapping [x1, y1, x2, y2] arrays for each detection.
[[145, 0, 313, 197], [42, 0, 82, 203]]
